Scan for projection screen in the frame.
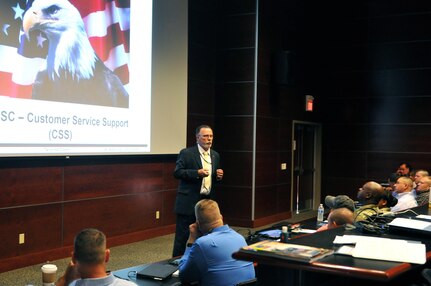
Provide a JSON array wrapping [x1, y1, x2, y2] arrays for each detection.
[[0, 0, 187, 157]]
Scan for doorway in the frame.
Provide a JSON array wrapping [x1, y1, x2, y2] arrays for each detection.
[[291, 121, 322, 218]]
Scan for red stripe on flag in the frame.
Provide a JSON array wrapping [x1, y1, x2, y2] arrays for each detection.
[[0, 72, 32, 99], [71, 0, 130, 19], [89, 23, 129, 62]]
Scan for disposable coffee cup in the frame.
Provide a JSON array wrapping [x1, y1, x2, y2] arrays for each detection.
[[41, 264, 57, 286]]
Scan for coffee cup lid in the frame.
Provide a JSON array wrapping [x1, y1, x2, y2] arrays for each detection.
[[41, 264, 57, 273]]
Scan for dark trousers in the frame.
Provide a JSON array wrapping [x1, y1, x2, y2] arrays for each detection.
[[172, 213, 196, 257]]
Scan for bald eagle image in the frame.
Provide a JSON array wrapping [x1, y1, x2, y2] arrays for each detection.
[[23, 0, 129, 108]]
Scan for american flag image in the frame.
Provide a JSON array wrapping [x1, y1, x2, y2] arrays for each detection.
[[0, 0, 130, 99]]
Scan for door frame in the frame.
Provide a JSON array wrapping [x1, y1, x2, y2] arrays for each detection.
[[290, 120, 322, 219]]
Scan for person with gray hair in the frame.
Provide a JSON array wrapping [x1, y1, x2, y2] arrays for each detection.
[[55, 228, 136, 286], [179, 199, 255, 286], [415, 175, 431, 206]]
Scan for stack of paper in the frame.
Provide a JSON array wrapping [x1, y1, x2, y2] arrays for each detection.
[[333, 235, 426, 264]]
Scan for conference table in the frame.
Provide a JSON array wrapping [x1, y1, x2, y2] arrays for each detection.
[[233, 205, 431, 286], [112, 205, 431, 286]]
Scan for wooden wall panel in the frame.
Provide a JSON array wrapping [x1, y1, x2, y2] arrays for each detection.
[[215, 83, 254, 116], [217, 49, 255, 82], [215, 185, 253, 225], [323, 125, 368, 152], [188, 79, 216, 116], [216, 151, 253, 187], [323, 151, 367, 179], [324, 177, 366, 200], [255, 186, 282, 218], [0, 167, 62, 208], [64, 163, 164, 200], [216, 117, 254, 151], [255, 152, 278, 186], [219, 14, 256, 49], [188, 44, 216, 82], [368, 125, 431, 153], [0, 205, 62, 259], [276, 184, 291, 214], [219, 0, 256, 15], [315, 1, 431, 199], [367, 153, 431, 182], [256, 117, 280, 151], [63, 193, 165, 244]]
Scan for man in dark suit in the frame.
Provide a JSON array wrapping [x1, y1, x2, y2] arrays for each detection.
[[172, 125, 224, 257]]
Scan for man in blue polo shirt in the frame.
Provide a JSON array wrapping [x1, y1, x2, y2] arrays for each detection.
[[179, 199, 255, 286]]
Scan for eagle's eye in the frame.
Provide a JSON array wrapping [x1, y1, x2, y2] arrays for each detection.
[[46, 5, 61, 15]]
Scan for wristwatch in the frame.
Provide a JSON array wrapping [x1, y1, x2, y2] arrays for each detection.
[[186, 242, 194, 247]]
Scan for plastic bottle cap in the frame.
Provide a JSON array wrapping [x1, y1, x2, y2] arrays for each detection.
[[282, 226, 288, 233]]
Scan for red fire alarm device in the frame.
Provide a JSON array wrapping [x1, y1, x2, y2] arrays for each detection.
[[305, 95, 314, 112]]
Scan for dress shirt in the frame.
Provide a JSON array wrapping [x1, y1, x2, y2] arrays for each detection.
[[179, 224, 255, 286], [197, 144, 212, 195], [391, 191, 418, 212]]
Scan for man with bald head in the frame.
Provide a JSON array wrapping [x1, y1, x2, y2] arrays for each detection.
[[391, 177, 418, 212], [354, 181, 387, 222], [179, 199, 255, 286], [327, 208, 354, 229]]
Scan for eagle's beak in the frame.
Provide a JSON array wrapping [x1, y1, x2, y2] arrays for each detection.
[[23, 7, 41, 37]]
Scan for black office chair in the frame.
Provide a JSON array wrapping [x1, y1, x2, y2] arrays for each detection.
[[235, 278, 258, 286]]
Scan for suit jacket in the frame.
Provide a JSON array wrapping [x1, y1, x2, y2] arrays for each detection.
[[174, 145, 221, 215]]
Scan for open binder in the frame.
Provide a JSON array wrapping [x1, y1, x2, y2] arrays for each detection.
[[242, 240, 334, 263]]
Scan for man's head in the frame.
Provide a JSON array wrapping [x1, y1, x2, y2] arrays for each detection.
[[357, 181, 385, 205], [397, 162, 412, 176], [325, 195, 355, 212], [378, 189, 398, 208], [327, 208, 354, 229], [394, 176, 413, 194], [416, 176, 431, 193], [414, 170, 429, 184], [196, 125, 213, 151], [195, 199, 223, 234], [73, 228, 109, 266]]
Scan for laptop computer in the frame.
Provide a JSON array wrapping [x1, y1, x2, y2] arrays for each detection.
[[136, 263, 179, 281]]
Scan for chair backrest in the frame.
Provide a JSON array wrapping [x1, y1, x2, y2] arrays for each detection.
[[235, 278, 258, 286]]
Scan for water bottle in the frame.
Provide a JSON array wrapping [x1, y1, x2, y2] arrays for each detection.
[[317, 203, 324, 224], [280, 226, 289, 242]]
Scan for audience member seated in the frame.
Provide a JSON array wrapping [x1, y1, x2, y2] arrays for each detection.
[[317, 195, 356, 231], [55, 228, 136, 286], [179, 199, 255, 286], [377, 189, 398, 212], [415, 175, 431, 206], [318, 207, 353, 231], [413, 169, 429, 190], [354, 181, 387, 222], [325, 195, 355, 212], [391, 176, 418, 212], [396, 162, 412, 177]]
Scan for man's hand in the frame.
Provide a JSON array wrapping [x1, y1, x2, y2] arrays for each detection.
[[198, 168, 210, 177], [55, 260, 79, 286], [187, 223, 201, 245], [216, 169, 223, 181]]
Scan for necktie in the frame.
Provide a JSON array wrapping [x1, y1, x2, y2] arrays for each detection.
[[202, 151, 211, 192]]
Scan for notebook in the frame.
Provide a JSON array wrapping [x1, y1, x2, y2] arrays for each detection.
[[136, 263, 179, 280]]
